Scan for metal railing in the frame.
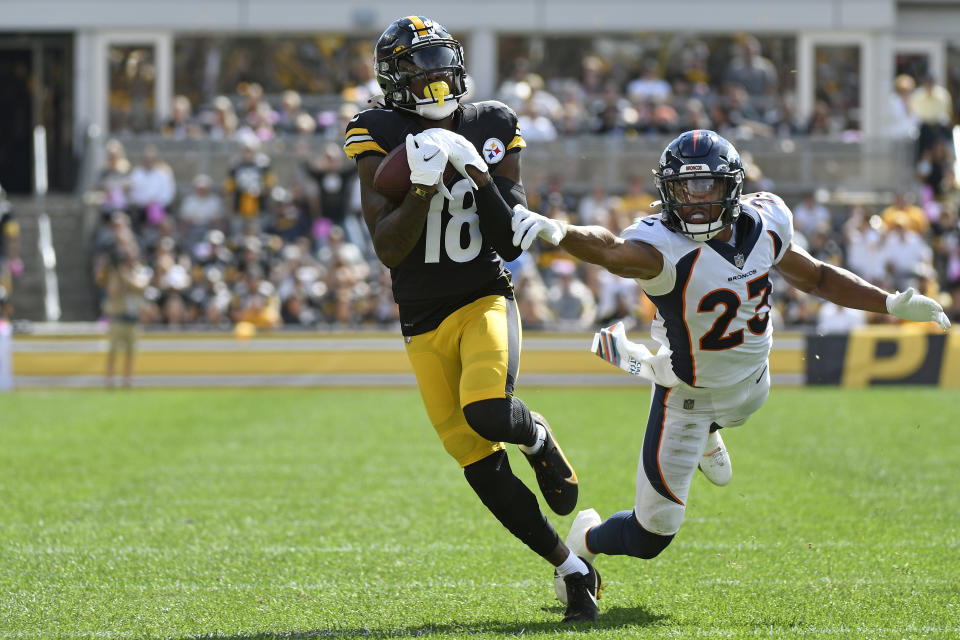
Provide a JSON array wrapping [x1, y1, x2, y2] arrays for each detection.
[[34, 125, 61, 322], [103, 133, 917, 203]]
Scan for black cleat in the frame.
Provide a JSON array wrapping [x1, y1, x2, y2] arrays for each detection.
[[562, 557, 603, 623], [524, 412, 578, 515]]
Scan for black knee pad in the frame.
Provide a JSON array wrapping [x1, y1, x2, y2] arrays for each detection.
[[463, 450, 558, 557], [462, 397, 536, 446], [623, 514, 674, 559]]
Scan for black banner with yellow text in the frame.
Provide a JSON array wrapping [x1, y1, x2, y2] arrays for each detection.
[[807, 327, 958, 387]]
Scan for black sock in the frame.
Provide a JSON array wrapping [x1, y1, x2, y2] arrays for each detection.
[[464, 450, 559, 558], [586, 510, 674, 559]]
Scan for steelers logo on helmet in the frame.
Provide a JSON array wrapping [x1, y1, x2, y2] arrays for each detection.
[[482, 138, 506, 164], [374, 16, 468, 120], [654, 130, 744, 242]]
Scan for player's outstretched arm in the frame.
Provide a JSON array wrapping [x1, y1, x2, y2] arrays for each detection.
[[357, 154, 434, 268], [511, 205, 663, 280], [776, 242, 950, 330], [471, 151, 524, 262]]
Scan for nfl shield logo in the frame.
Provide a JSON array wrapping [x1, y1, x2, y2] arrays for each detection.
[[734, 253, 745, 269], [684, 399, 695, 410]]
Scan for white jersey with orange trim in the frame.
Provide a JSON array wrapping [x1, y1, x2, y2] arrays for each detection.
[[621, 192, 794, 388]]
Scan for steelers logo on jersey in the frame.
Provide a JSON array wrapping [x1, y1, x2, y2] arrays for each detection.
[[483, 138, 506, 164]]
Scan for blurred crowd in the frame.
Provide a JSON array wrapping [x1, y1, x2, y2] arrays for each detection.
[[509, 164, 960, 335], [87, 107, 960, 334], [139, 36, 841, 144], [0, 185, 20, 320], [90, 135, 385, 332], [83, 32, 960, 334], [112, 34, 957, 146], [496, 37, 806, 141]]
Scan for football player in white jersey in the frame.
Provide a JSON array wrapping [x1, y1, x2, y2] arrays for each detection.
[[510, 130, 951, 605]]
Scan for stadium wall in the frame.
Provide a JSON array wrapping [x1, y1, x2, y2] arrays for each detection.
[[7, 328, 958, 389]]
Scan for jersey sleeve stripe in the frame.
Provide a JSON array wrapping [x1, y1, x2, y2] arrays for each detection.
[[345, 134, 375, 144], [345, 127, 370, 138], [767, 229, 784, 262], [344, 140, 387, 159]]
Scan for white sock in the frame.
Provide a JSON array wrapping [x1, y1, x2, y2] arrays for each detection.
[[518, 423, 546, 455], [555, 551, 589, 577]]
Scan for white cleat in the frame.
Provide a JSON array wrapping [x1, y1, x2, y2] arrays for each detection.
[[699, 430, 732, 486], [555, 508, 603, 603]]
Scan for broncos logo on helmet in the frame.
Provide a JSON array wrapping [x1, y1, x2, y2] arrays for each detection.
[[374, 16, 468, 120], [654, 130, 745, 241]]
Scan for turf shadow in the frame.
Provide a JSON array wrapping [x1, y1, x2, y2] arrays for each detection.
[[176, 605, 665, 638]]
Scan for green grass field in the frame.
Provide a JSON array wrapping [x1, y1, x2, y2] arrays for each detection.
[[1, 387, 958, 639]]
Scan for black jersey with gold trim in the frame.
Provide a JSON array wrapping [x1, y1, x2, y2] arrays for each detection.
[[344, 101, 526, 336], [344, 100, 525, 163]]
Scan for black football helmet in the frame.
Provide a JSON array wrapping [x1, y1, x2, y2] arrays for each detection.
[[654, 130, 745, 241], [374, 16, 467, 119]]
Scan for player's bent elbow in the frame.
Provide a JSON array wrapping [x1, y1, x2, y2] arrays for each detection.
[[604, 241, 661, 280], [374, 243, 403, 268], [380, 254, 403, 269], [607, 260, 638, 279], [799, 263, 832, 298], [607, 258, 659, 280]]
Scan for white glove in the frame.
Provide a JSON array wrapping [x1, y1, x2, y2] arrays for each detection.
[[419, 128, 488, 189], [591, 321, 681, 387], [886, 287, 951, 331], [511, 204, 568, 250], [405, 133, 452, 200]]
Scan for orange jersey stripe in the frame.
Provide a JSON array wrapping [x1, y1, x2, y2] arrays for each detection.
[[683, 248, 701, 385], [656, 388, 684, 506]]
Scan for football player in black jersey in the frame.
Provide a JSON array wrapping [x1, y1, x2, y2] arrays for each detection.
[[344, 15, 601, 622]]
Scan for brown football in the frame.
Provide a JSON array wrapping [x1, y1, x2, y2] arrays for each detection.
[[372, 144, 460, 202]]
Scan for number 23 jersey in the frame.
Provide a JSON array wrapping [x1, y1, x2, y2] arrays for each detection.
[[344, 101, 525, 335], [622, 192, 795, 387]]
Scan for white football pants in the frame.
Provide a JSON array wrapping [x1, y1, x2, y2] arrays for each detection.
[[635, 361, 771, 536]]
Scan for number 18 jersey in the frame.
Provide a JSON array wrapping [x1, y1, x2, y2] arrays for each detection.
[[621, 192, 795, 387], [344, 101, 525, 336]]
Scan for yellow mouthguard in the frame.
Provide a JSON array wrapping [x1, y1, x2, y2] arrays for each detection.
[[425, 80, 451, 106]]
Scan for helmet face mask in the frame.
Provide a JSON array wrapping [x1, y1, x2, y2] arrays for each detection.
[[654, 130, 745, 241], [375, 16, 467, 119]]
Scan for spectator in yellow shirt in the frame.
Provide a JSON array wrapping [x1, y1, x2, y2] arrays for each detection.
[[881, 191, 929, 235], [910, 73, 953, 155]]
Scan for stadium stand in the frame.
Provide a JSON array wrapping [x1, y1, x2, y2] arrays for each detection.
[[2, 18, 958, 334]]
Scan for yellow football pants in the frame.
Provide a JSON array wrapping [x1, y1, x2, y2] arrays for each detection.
[[404, 294, 522, 467]]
